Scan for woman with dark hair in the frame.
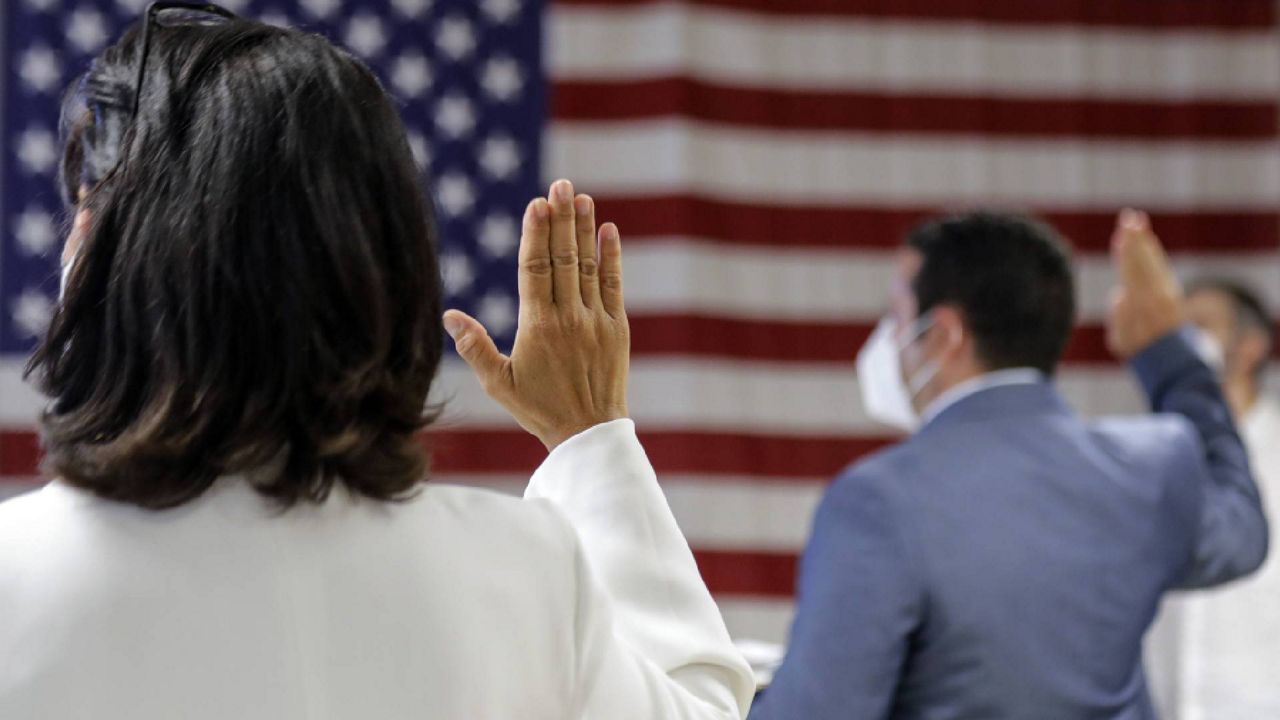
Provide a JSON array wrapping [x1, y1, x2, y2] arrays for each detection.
[[0, 5, 753, 718]]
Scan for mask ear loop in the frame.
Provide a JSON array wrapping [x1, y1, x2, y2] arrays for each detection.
[[896, 311, 934, 351], [900, 310, 963, 399], [905, 357, 941, 398]]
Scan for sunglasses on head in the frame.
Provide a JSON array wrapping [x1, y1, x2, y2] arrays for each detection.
[[132, 2, 236, 118]]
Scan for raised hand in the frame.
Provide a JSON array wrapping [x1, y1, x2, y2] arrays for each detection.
[[1106, 209, 1186, 359], [443, 179, 630, 449]]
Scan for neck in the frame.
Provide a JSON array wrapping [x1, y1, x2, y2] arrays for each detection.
[[1224, 376, 1259, 421], [914, 364, 984, 413]]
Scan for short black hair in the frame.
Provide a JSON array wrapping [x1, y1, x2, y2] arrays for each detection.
[[27, 14, 443, 509], [906, 211, 1076, 375], [1188, 278, 1275, 370]]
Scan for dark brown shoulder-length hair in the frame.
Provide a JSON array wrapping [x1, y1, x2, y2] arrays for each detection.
[[26, 13, 443, 509]]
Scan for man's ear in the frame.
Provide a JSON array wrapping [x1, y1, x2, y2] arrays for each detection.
[[930, 305, 969, 361]]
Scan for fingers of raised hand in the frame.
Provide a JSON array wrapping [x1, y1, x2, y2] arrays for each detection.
[[574, 194, 600, 308], [1113, 209, 1175, 288], [521, 181, 624, 323], [1112, 209, 1148, 285], [598, 222, 625, 320], [547, 179, 581, 307], [518, 198, 553, 316]]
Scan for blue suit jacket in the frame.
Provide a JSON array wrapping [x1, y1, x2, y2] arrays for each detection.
[[750, 330, 1268, 720]]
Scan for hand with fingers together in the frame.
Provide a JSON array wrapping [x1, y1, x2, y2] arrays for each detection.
[[443, 179, 629, 450], [1106, 208, 1187, 359]]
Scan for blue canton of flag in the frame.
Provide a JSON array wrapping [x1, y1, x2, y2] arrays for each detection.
[[1, 0, 543, 357]]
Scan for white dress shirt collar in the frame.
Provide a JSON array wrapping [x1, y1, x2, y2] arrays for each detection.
[[921, 368, 1044, 425]]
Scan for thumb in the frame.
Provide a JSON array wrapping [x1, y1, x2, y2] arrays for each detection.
[[443, 310, 509, 390]]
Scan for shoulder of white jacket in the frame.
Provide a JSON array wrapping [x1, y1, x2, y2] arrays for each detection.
[[407, 483, 579, 552], [415, 482, 542, 516], [0, 483, 69, 546]]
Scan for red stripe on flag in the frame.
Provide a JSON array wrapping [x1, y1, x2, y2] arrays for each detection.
[[0, 429, 887, 484], [592, 196, 1280, 254], [695, 549, 798, 598], [628, 315, 872, 364], [552, 0, 1276, 29], [553, 79, 1279, 141], [627, 317, 1127, 364], [0, 429, 40, 477]]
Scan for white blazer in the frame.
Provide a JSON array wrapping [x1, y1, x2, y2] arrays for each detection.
[[0, 420, 754, 719]]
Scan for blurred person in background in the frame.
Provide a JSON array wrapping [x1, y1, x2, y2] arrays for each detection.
[[1174, 279, 1280, 719], [748, 211, 1268, 720], [0, 5, 753, 719]]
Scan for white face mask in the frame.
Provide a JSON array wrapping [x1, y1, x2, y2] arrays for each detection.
[[856, 315, 940, 432]]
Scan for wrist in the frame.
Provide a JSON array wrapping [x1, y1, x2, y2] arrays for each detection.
[[540, 412, 631, 451], [1129, 325, 1207, 403], [1131, 322, 1185, 358]]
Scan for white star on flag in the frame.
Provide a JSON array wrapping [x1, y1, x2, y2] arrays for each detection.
[[479, 135, 522, 181], [14, 208, 58, 257], [477, 292, 517, 336], [11, 289, 55, 339], [299, 0, 340, 20], [391, 53, 432, 99], [481, 57, 524, 103], [25, 0, 60, 12], [66, 8, 109, 55], [435, 94, 476, 139], [17, 128, 58, 175], [391, 0, 431, 19], [345, 15, 388, 58], [435, 173, 476, 219], [436, 16, 476, 61], [440, 251, 476, 296], [19, 46, 62, 94], [479, 214, 519, 258], [481, 0, 522, 24]]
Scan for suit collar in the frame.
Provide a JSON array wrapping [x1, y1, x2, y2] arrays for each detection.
[[920, 368, 1044, 424], [919, 380, 1071, 432]]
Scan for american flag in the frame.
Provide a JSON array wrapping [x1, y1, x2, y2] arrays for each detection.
[[2, 0, 1279, 689]]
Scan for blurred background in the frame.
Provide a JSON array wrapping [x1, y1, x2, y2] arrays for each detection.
[[1, 1, 1277, 717]]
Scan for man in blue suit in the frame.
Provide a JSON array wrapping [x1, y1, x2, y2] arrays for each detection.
[[749, 210, 1268, 719]]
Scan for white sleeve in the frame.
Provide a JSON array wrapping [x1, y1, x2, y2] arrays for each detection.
[[525, 419, 755, 719]]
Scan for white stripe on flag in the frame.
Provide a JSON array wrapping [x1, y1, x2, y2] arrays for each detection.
[[548, 4, 1280, 100], [433, 362, 1153, 432], [661, 478, 824, 550], [548, 121, 1280, 209], [619, 242, 1280, 322], [431, 472, 825, 551], [718, 598, 796, 645]]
